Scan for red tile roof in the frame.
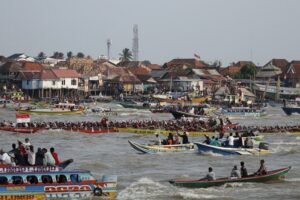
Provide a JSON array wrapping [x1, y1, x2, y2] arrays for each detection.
[[269, 59, 289, 72], [127, 67, 150, 75], [22, 62, 43, 71], [166, 58, 205, 68], [51, 68, 80, 78], [146, 64, 161, 70], [40, 69, 58, 80]]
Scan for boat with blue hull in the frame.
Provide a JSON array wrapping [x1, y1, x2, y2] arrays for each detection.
[[221, 107, 267, 117], [194, 142, 269, 156], [0, 167, 117, 199]]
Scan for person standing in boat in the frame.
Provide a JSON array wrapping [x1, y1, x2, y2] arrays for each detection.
[[255, 159, 267, 176], [35, 148, 44, 166], [154, 133, 161, 145], [50, 147, 60, 165], [178, 131, 189, 144], [42, 148, 55, 166], [240, 161, 248, 178], [26, 145, 35, 166], [0, 149, 12, 165], [228, 133, 234, 147]]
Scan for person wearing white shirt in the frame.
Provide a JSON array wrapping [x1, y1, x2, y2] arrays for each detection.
[[42, 148, 55, 166], [0, 150, 12, 165], [228, 133, 234, 147], [26, 146, 35, 166]]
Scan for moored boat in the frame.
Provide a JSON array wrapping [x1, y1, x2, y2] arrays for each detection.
[[128, 140, 194, 154], [170, 110, 209, 120], [221, 107, 267, 117], [194, 142, 269, 156], [169, 166, 291, 188], [17, 103, 85, 115], [0, 168, 117, 199]]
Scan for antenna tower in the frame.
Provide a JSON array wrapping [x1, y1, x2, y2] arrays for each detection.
[[132, 24, 139, 61], [107, 39, 111, 59]]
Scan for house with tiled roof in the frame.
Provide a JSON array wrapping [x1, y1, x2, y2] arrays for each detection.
[[164, 58, 207, 69], [285, 60, 300, 87], [18, 68, 81, 98], [219, 61, 255, 76]]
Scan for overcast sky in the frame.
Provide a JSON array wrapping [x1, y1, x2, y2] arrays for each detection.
[[1, 0, 299, 66]]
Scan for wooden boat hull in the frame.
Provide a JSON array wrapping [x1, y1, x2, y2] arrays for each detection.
[[170, 110, 208, 119], [194, 142, 268, 156], [155, 96, 208, 104], [118, 127, 213, 136], [282, 107, 300, 115], [0, 127, 39, 133], [65, 128, 118, 134], [128, 140, 194, 154], [221, 109, 267, 117], [169, 166, 291, 188], [17, 109, 84, 115]]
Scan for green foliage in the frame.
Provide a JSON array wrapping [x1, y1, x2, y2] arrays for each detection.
[[233, 63, 257, 79], [119, 48, 133, 61], [76, 52, 85, 58]]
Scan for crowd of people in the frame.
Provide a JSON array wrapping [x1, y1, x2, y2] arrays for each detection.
[[0, 138, 61, 167], [1, 117, 300, 134]]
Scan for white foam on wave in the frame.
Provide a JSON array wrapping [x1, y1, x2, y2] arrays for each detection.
[[118, 177, 168, 199], [269, 145, 298, 154], [285, 178, 300, 182]]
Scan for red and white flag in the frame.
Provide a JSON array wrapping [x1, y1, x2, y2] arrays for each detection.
[[194, 53, 201, 60], [16, 114, 30, 123]]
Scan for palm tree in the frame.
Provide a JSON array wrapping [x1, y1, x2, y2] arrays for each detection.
[[119, 48, 133, 62]]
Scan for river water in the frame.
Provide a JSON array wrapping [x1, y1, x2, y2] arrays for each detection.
[[0, 104, 300, 200]]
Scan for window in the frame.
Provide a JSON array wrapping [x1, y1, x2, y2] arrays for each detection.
[[52, 81, 55, 86], [27, 176, 38, 184], [12, 176, 23, 184], [70, 174, 80, 183], [41, 175, 53, 183], [62, 80, 65, 85], [0, 176, 8, 185], [71, 79, 77, 86], [27, 80, 30, 85], [56, 175, 67, 183]]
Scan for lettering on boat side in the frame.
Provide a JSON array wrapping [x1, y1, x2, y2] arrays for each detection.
[[0, 195, 37, 200], [44, 185, 92, 192], [7, 187, 26, 191], [46, 193, 90, 198], [0, 166, 59, 173]]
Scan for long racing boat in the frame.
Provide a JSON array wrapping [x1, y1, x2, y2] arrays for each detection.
[[169, 166, 291, 188]]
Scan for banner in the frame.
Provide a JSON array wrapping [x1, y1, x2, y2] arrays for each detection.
[[16, 113, 30, 123]]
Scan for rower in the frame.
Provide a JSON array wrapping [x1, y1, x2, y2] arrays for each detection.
[[230, 165, 240, 178], [240, 161, 248, 178], [255, 159, 267, 176], [202, 167, 216, 181], [178, 131, 189, 144], [0, 149, 11, 165]]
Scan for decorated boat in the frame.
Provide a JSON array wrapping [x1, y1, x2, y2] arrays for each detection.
[[0, 167, 117, 199], [17, 103, 85, 115], [169, 166, 291, 188], [153, 95, 208, 104], [194, 142, 269, 156], [221, 107, 267, 117], [118, 100, 157, 109], [128, 140, 194, 154]]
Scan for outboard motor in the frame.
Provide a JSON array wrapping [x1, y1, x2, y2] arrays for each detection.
[[259, 142, 269, 150]]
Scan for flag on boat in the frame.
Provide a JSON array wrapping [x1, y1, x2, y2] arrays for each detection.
[[16, 113, 30, 123]]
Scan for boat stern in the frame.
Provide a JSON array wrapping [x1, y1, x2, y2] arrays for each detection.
[[94, 175, 117, 199]]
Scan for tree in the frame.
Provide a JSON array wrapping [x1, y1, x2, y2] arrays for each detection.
[[240, 63, 257, 79], [76, 52, 85, 58], [37, 52, 46, 60], [51, 51, 64, 59], [67, 51, 73, 59], [119, 48, 133, 62]]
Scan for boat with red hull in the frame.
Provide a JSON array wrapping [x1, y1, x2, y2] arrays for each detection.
[[65, 128, 118, 134], [0, 126, 40, 133]]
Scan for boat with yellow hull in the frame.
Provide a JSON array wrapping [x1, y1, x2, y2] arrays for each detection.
[[17, 108, 84, 115], [154, 96, 209, 104]]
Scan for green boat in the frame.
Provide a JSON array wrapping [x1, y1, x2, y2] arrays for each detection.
[[169, 166, 291, 188]]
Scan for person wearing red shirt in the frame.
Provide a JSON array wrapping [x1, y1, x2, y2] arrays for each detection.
[[50, 147, 60, 165]]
